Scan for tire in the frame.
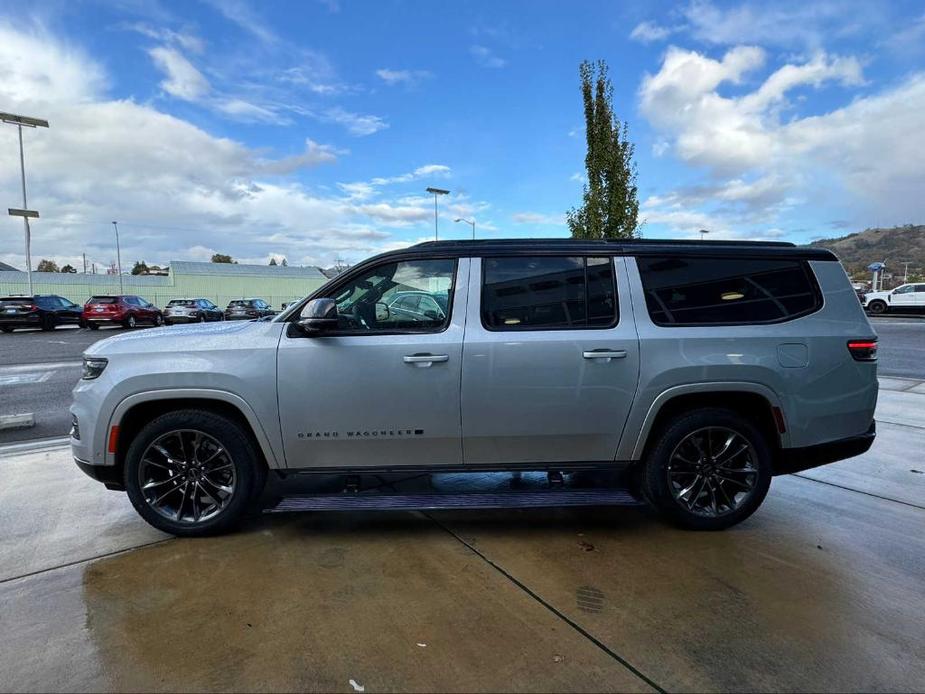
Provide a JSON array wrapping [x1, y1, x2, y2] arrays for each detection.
[[40, 314, 56, 331], [640, 407, 773, 531], [124, 409, 263, 537], [153, 314, 163, 327], [867, 300, 888, 315], [164, 319, 173, 326], [123, 314, 137, 329], [87, 322, 100, 330], [198, 313, 206, 323], [1, 326, 13, 333]]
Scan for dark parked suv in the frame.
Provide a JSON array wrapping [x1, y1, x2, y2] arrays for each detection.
[[82, 295, 164, 329], [0, 294, 83, 332], [225, 298, 274, 320]]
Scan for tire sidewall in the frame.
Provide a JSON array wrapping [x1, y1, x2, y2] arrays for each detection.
[[642, 407, 773, 530], [868, 300, 887, 314], [124, 409, 258, 536]]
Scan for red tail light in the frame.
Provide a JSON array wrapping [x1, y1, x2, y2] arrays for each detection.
[[848, 339, 878, 361]]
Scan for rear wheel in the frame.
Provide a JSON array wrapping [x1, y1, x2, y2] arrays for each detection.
[[867, 300, 888, 315], [40, 314, 56, 331], [1, 326, 13, 333], [87, 322, 100, 330], [641, 407, 772, 530], [123, 314, 137, 329], [198, 313, 206, 323], [124, 409, 264, 537]]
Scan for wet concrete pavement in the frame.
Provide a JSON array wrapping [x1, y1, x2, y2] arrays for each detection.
[[2, 378, 925, 692]]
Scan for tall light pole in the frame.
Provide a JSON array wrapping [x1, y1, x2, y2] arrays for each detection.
[[426, 187, 449, 241], [698, 228, 710, 240], [2, 112, 49, 296], [455, 217, 475, 239], [112, 221, 124, 294]]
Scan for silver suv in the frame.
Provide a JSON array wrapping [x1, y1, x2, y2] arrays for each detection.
[[70, 239, 878, 536]]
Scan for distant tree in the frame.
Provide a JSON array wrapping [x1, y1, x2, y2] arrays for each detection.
[[211, 253, 236, 264], [131, 260, 149, 275], [60, 264, 77, 273], [566, 60, 639, 239], [269, 258, 278, 266], [36, 259, 59, 272], [281, 257, 288, 267]]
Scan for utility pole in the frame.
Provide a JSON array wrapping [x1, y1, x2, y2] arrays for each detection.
[[455, 217, 476, 239], [112, 221, 124, 294], [82, 252, 87, 274], [426, 187, 449, 241], [2, 112, 49, 295]]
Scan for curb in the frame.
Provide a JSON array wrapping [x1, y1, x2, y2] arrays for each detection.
[[0, 436, 70, 456], [0, 413, 35, 431]]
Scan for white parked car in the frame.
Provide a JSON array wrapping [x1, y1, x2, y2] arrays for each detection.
[[862, 283, 925, 314]]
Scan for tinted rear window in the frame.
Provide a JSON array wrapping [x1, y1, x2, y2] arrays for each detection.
[[481, 256, 618, 330], [0, 297, 34, 306], [88, 296, 118, 304], [636, 256, 821, 326], [228, 300, 251, 307], [168, 300, 197, 307]]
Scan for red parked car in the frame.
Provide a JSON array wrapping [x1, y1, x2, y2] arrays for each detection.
[[82, 295, 164, 330]]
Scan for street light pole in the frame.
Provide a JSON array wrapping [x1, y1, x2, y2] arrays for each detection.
[[2, 112, 49, 296], [425, 187, 449, 241], [698, 228, 710, 240], [455, 217, 475, 239], [112, 221, 124, 294]]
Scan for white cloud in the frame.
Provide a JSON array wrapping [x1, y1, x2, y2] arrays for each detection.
[[375, 68, 432, 86], [470, 45, 506, 68], [0, 24, 427, 269], [370, 164, 451, 186], [637, 44, 925, 232], [148, 46, 211, 101], [630, 21, 676, 43], [322, 107, 388, 136], [511, 212, 565, 225]]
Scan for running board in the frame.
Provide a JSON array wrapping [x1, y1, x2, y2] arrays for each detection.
[[265, 488, 643, 513]]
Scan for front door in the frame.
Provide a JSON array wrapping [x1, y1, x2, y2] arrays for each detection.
[[891, 284, 916, 308], [277, 257, 468, 469], [461, 256, 639, 464]]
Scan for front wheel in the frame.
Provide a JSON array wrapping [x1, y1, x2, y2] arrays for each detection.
[[867, 300, 888, 315], [124, 410, 264, 537], [640, 407, 773, 530]]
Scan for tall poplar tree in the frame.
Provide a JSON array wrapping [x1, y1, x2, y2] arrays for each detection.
[[567, 60, 639, 239]]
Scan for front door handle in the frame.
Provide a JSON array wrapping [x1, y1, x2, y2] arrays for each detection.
[[582, 349, 627, 360], [403, 353, 449, 366]]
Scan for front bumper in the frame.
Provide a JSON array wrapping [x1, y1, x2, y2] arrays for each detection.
[[775, 421, 876, 475], [74, 456, 125, 490]]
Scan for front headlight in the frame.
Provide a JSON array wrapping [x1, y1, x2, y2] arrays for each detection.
[[82, 357, 108, 380]]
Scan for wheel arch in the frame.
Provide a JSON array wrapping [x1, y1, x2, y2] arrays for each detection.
[[108, 389, 281, 473], [629, 383, 789, 462]]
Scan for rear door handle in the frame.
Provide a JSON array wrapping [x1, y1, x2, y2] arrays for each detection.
[[403, 353, 449, 366], [582, 350, 627, 360]]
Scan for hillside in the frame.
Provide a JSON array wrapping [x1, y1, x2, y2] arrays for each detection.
[[810, 225, 925, 280]]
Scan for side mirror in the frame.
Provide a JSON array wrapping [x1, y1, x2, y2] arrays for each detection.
[[298, 298, 338, 334]]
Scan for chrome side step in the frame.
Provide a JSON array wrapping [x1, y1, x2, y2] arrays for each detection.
[[265, 488, 643, 513]]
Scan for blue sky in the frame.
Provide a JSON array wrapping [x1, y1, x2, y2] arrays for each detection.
[[1, 0, 924, 269]]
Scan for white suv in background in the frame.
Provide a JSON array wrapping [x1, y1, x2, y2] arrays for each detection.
[[863, 283, 925, 314]]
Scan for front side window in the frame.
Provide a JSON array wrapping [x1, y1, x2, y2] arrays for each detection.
[[893, 285, 914, 294], [326, 258, 455, 333], [481, 256, 618, 330], [637, 256, 822, 326]]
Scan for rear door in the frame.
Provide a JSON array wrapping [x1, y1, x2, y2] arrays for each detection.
[[461, 255, 640, 464]]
